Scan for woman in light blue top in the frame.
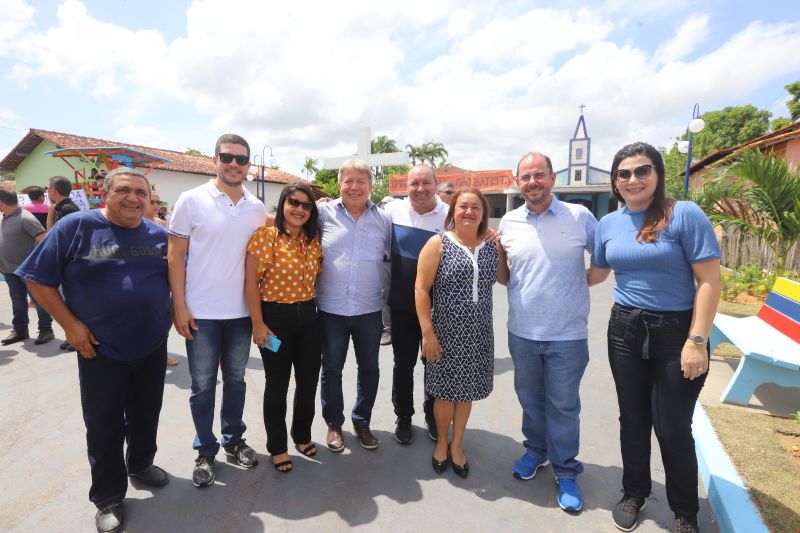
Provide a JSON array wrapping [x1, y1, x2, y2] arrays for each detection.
[[588, 142, 721, 533]]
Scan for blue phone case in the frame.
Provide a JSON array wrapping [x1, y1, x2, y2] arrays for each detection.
[[263, 335, 282, 352]]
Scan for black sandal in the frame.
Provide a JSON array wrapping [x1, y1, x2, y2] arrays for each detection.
[[296, 443, 317, 457], [272, 456, 293, 473]]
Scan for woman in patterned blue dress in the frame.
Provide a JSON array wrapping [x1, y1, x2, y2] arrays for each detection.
[[415, 188, 508, 478]]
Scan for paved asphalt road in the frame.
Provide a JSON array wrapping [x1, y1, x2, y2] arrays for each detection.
[[0, 271, 718, 532]]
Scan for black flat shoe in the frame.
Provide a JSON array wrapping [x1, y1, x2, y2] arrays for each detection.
[[431, 454, 449, 474], [452, 460, 469, 479]]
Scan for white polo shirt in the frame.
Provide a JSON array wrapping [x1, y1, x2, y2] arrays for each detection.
[[169, 180, 266, 319]]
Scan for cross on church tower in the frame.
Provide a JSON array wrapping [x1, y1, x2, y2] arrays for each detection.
[[578, 103, 587, 115], [322, 127, 409, 170]]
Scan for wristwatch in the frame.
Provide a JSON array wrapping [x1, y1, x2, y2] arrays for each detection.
[[688, 334, 707, 345]]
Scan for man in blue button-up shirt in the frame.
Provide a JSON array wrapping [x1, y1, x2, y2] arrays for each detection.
[[317, 159, 392, 453]]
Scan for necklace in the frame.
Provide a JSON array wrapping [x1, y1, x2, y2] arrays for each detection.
[[450, 231, 480, 253]]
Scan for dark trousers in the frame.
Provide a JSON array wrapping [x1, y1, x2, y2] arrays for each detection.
[[77, 339, 167, 508], [607, 304, 707, 516], [260, 300, 321, 455], [390, 308, 434, 419], [4, 272, 52, 331], [319, 310, 382, 428]]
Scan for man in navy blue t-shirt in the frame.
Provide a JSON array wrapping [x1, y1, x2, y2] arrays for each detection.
[[17, 167, 172, 533]]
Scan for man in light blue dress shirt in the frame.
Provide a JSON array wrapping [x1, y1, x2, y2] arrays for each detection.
[[498, 152, 598, 514], [317, 159, 392, 453]]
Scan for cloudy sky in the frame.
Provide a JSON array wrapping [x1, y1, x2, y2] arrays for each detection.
[[1, 0, 799, 177]]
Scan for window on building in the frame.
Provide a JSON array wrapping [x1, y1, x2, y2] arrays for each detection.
[[575, 148, 584, 161], [574, 169, 582, 182]]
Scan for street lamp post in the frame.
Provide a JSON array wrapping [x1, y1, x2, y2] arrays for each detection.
[[248, 144, 276, 204], [677, 104, 706, 196]]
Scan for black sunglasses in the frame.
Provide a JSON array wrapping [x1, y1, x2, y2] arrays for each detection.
[[614, 164, 653, 182], [286, 197, 314, 211], [217, 152, 250, 166]]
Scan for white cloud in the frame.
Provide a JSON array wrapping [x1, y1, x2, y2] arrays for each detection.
[[0, 0, 36, 57], [655, 13, 711, 64], [2, 1, 800, 177], [114, 125, 176, 151]]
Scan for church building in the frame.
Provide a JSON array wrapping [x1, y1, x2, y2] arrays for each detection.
[[551, 111, 616, 219]]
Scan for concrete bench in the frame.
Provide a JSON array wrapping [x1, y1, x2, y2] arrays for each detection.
[[709, 277, 800, 406]]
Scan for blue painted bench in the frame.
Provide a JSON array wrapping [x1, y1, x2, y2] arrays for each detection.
[[709, 277, 800, 406]]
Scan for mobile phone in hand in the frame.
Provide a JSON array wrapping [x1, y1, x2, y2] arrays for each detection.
[[263, 335, 281, 352]]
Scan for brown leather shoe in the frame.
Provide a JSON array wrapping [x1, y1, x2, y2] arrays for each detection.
[[353, 424, 379, 450], [2, 329, 29, 345], [326, 424, 345, 453]]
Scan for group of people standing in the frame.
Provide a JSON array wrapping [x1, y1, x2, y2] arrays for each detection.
[[9, 132, 720, 533]]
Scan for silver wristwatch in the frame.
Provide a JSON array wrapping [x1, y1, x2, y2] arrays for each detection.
[[688, 334, 707, 345]]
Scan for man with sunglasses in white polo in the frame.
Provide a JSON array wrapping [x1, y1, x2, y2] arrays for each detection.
[[498, 152, 597, 514], [168, 134, 266, 488]]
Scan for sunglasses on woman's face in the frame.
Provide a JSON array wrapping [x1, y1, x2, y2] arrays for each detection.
[[286, 197, 314, 211], [614, 164, 653, 182], [217, 152, 250, 166]]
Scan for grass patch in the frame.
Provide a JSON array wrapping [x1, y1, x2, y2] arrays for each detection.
[[717, 299, 761, 318], [705, 406, 800, 532]]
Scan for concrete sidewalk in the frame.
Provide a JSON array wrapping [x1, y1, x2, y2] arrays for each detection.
[[0, 276, 718, 532]]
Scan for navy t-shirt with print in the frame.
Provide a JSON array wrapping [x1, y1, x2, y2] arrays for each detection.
[[16, 210, 171, 361]]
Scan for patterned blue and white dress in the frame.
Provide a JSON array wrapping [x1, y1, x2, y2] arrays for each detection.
[[425, 232, 498, 402]]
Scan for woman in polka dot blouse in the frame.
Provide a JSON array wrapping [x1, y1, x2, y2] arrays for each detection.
[[245, 181, 323, 472]]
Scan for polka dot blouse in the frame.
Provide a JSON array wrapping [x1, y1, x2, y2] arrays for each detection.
[[246, 226, 323, 303]]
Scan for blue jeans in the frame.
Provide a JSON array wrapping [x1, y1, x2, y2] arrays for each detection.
[[319, 311, 381, 428], [186, 317, 252, 457], [5, 272, 52, 331], [508, 333, 589, 478]]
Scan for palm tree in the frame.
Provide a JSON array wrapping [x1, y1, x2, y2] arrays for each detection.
[[697, 148, 800, 276], [302, 157, 319, 181], [421, 141, 449, 168], [371, 135, 400, 155], [370, 136, 400, 182], [405, 143, 425, 166]]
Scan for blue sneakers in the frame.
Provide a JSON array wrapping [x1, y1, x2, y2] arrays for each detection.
[[556, 476, 583, 512], [512, 452, 549, 480]]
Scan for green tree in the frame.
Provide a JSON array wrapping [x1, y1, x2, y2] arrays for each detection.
[[684, 105, 771, 159], [786, 80, 800, 122], [185, 147, 207, 157], [313, 168, 339, 197], [302, 157, 319, 180], [698, 148, 800, 276], [771, 117, 791, 131], [660, 144, 688, 198]]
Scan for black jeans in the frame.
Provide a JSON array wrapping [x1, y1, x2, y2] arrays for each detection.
[[390, 308, 434, 419], [77, 338, 167, 508], [260, 300, 321, 455], [607, 303, 707, 516]]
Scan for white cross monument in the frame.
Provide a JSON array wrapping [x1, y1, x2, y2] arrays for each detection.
[[322, 127, 409, 170]]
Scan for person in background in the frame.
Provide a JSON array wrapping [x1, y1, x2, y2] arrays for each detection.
[[436, 181, 455, 204], [46, 175, 79, 230], [145, 190, 177, 367], [588, 142, 721, 533], [245, 181, 323, 472], [21, 186, 49, 227], [416, 188, 505, 478], [0, 189, 54, 345]]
